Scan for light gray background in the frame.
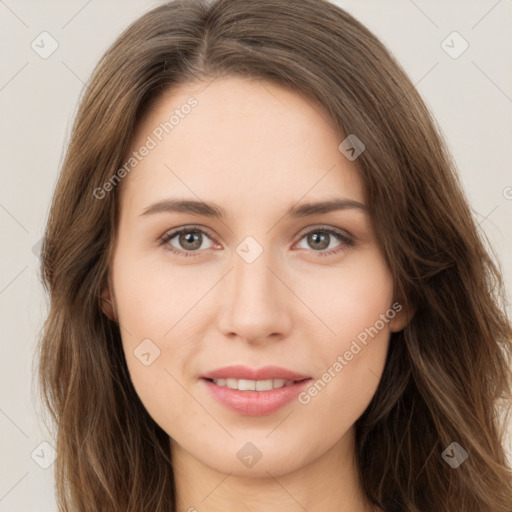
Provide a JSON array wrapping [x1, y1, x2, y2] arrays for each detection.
[[1, 1, 511, 510]]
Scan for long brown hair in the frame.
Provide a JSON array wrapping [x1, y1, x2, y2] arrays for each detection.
[[37, 0, 512, 510]]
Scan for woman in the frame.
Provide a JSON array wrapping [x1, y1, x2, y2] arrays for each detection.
[[37, 0, 512, 510]]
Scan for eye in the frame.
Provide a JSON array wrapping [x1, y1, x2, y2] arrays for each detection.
[[294, 226, 354, 257], [159, 226, 216, 258], [159, 225, 354, 258]]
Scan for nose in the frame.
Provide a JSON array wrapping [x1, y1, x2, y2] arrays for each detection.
[[217, 245, 293, 345]]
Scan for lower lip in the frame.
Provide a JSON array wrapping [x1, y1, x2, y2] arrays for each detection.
[[201, 378, 312, 416]]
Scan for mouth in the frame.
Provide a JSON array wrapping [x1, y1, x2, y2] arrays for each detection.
[[200, 369, 313, 416]]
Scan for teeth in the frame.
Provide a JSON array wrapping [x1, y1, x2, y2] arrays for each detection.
[[237, 379, 255, 391], [257, 379, 281, 391], [211, 378, 296, 390], [226, 378, 238, 389]]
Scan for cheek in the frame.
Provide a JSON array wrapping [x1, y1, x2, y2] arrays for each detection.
[[111, 245, 217, 425], [112, 248, 200, 335], [296, 323, 391, 443], [301, 251, 395, 342], [116, 286, 200, 442], [295, 254, 394, 425]]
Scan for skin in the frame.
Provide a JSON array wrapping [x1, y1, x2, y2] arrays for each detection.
[[102, 76, 409, 512]]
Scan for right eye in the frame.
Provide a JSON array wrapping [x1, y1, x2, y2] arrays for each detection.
[[159, 226, 217, 257]]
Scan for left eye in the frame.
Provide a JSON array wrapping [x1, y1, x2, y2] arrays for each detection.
[[159, 226, 353, 258], [294, 227, 354, 256]]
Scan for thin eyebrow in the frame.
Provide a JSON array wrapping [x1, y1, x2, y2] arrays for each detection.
[[139, 198, 367, 219]]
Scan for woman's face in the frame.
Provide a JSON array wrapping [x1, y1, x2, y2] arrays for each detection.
[[106, 76, 407, 477]]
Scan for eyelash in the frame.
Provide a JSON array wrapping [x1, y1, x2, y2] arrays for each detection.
[[158, 225, 355, 258]]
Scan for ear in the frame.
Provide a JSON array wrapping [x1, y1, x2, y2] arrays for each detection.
[[100, 285, 117, 323], [389, 299, 415, 333]]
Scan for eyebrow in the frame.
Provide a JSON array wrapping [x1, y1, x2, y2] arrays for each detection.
[[139, 197, 367, 219]]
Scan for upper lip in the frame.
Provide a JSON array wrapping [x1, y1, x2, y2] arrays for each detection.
[[202, 365, 311, 381]]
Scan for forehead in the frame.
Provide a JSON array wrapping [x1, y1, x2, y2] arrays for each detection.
[[119, 76, 365, 218]]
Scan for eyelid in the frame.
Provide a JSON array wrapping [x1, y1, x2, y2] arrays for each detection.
[[159, 224, 217, 252], [294, 224, 354, 242]]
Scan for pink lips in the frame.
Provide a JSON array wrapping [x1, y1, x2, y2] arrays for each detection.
[[201, 365, 310, 381], [201, 365, 312, 416]]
